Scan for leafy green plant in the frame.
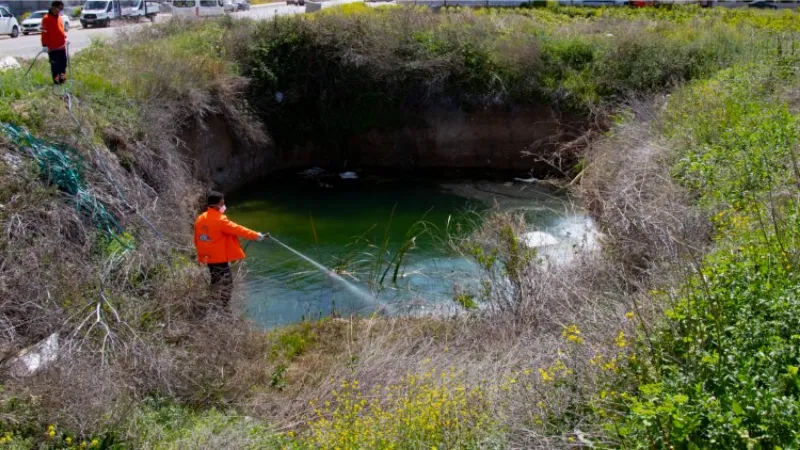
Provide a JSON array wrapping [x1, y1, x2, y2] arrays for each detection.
[[270, 321, 318, 360], [270, 364, 288, 390], [605, 61, 800, 449]]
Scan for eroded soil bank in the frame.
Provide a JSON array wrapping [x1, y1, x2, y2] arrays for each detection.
[[183, 104, 592, 192]]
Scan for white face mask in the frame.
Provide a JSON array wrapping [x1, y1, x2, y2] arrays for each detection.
[[219, 205, 227, 214]]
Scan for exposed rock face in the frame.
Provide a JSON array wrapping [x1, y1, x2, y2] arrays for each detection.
[[181, 114, 270, 192], [273, 105, 588, 173]]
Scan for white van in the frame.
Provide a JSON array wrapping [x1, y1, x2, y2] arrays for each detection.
[[120, 0, 160, 21], [171, 0, 226, 17], [81, 0, 118, 27], [81, 0, 159, 28]]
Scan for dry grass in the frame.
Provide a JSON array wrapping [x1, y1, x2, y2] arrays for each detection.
[[0, 20, 274, 443], [579, 101, 710, 273]]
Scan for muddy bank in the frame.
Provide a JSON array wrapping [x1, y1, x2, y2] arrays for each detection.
[[183, 104, 592, 192]]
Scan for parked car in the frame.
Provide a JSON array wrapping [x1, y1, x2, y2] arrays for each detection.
[[21, 10, 71, 35], [224, 0, 249, 11], [0, 4, 20, 38], [287, 0, 305, 6], [748, 0, 778, 9], [234, 0, 250, 10]]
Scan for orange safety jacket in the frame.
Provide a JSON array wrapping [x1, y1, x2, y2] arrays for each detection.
[[194, 208, 260, 264], [41, 13, 66, 51]]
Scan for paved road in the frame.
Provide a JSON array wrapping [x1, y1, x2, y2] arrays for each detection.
[[0, 1, 367, 59]]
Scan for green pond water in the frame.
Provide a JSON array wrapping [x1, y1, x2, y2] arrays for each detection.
[[228, 178, 597, 328]]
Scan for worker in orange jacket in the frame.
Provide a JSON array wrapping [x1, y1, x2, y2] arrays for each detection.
[[41, 1, 68, 85], [194, 191, 267, 311]]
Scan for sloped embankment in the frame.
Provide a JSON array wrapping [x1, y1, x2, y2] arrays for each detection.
[[0, 5, 798, 448]]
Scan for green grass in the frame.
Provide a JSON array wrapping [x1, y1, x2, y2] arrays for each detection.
[[127, 400, 280, 449]]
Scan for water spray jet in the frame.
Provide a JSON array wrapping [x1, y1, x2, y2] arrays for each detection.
[[267, 235, 381, 310]]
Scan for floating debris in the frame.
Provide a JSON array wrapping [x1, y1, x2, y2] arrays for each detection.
[[523, 231, 559, 248], [299, 167, 325, 178]]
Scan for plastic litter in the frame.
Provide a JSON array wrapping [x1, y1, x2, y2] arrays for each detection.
[[7, 333, 59, 377], [0, 56, 20, 72], [523, 231, 559, 248]]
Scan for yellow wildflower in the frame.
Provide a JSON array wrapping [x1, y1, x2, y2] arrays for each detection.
[[66, 437, 72, 445], [615, 330, 626, 348], [562, 324, 584, 344], [625, 311, 634, 319]]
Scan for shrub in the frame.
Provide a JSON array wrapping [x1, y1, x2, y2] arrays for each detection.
[[235, 5, 783, 149]]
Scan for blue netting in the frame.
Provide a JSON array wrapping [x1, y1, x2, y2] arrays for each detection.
[[2, 122, 124, 237]]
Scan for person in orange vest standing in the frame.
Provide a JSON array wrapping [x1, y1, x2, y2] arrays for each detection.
[[194, 191, 267, 311], [41, 1, 68, 85]]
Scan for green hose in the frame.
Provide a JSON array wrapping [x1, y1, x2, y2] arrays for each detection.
[[1, 123, 125, 239], [24, 49, 47, 77]]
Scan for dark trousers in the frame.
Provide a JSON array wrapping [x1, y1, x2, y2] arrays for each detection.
[[48, 49, 67, 85], [208, 262, 233, 311]]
